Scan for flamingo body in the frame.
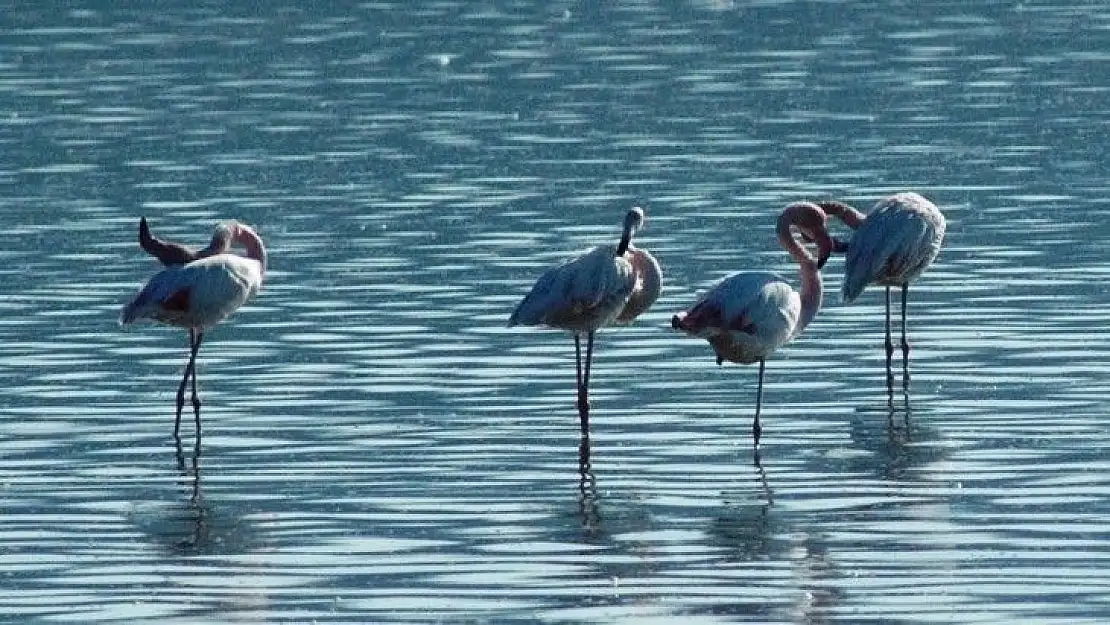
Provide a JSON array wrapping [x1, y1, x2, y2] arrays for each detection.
[[673, 271, 800, 365], [509, 244, 637, 333], [840, 192, 946, 303], [120, 253, 262, 330]]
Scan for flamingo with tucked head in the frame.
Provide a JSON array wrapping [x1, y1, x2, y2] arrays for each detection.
[[121, 218, 267, 452], [671, 202, 833, 462], [817, 192, 946, 390], [510, 207, 661, 435]]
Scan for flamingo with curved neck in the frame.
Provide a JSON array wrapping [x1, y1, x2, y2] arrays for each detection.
[[817, 192, 946, 390], [672, 202, 833, 462]]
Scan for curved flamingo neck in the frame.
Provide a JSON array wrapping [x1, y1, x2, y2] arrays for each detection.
[[818, 200, 866, 229], [776, 206, 823, 337], [616, 226, 634, 256], [234, 225, 268, 276], [794, 259, 823, 337], [621, 220, 639, 255]]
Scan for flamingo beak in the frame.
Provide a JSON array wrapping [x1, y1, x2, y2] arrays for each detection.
[[816, 234, 833, 270]]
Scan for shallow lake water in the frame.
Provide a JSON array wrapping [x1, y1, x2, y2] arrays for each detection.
[[2, 1, 1110, 623]]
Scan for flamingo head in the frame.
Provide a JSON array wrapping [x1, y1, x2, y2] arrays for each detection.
[[784, 204, 834, 270], [624, 206, 645, 234], [223, 220, 268, 275], [616, 206, 646, 256]]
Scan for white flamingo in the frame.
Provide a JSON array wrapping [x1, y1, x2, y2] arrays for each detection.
[[818, 192, 946, 389], [671, 202, 834, 460], [509, 207, 662, 435], [121, 219, 267, 450]]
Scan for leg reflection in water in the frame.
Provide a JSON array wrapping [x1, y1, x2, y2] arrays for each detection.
[[887, 383, 912, 429], [577, 434, 601, 535], [173, 436, 207, 551]]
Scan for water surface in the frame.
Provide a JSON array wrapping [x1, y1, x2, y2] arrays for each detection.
[[2, 1, 1110, 623]]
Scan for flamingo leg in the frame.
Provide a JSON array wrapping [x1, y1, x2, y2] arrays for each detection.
[[576, 331, 595, 434], [884, 286, 895, 393], [190, 332, 204, 456], [175, 329, 200, 439], [574, 333, 584, 400], [900, 286, 910, 388], [752, 359, 765, 464]]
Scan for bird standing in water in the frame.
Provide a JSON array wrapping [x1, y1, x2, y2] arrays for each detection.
[[671, 202, 834, 463], [121, 218, 267, 452], [818, 192, 945, 391], [509, 207, 661, 436]]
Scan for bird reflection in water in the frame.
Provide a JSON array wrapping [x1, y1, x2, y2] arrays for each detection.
[[846, 389, 946, 482], [710, 462, 778, 561], [789, 533, 845, 625]]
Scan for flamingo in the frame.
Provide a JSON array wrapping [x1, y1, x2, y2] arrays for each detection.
[[121, 219, 267, 451], [509, 206, 661, 435], [817, 192, 946, 389], [671, 202, 834, 461]]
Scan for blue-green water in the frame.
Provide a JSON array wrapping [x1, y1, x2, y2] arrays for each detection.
[[2, 1, 1110, 623]]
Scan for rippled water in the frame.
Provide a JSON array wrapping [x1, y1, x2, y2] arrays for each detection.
[[3, 1, 1110, 623]]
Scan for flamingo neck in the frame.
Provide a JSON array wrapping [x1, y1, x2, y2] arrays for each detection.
[[199, 229, 233, 258], [776, 209, 823, 338], [794, 259, 823, 338], [818, 200, 866, 229], [615, 232, 631, 256], [235, 226, 268, 276]]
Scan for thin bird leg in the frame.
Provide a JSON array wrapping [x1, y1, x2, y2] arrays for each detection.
[[190, 332, 204, 456], [175, 329, 200, 439], [884, 286, 895, 393], [577, 331, 595, 434], [574, 333, 587, 435], [752, 359, 765, 466], [900, 285, 910, 389]]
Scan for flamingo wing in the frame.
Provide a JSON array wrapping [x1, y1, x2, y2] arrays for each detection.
[[509, 245, 635, 331], [674, 271, 799, 364], [121, 254, 260, 329]]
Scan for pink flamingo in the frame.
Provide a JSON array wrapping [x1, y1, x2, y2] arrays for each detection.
[[121, 219, 267, 449], [671, 202, 834, 460], [818, 192, 946, 389], [509, 207, 662, 435]]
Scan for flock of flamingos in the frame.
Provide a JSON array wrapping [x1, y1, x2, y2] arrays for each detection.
[[120, 193, 946, 465]]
